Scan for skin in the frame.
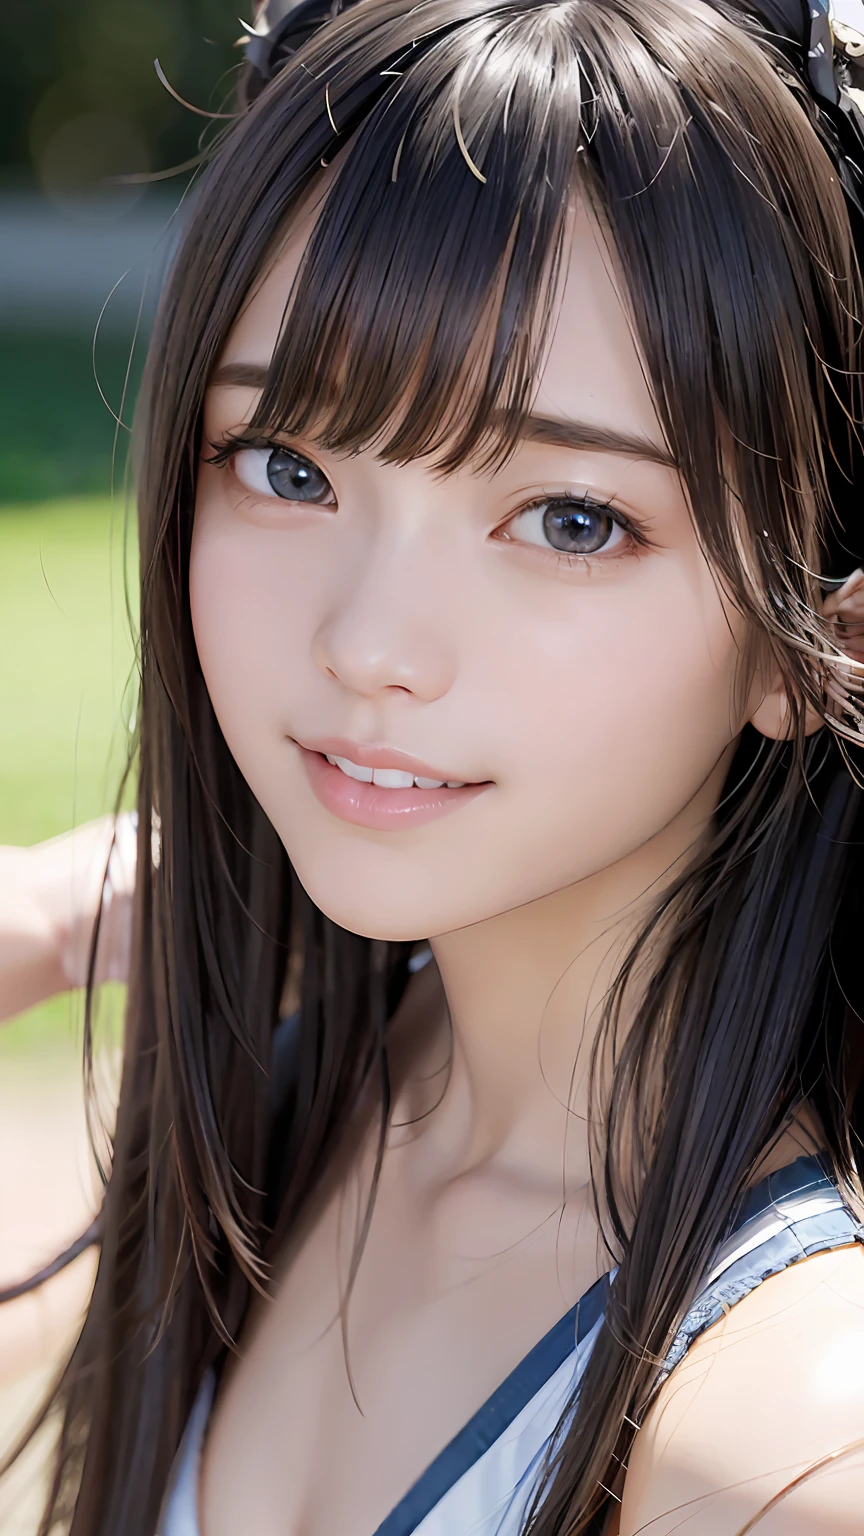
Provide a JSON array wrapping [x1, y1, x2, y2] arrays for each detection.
[[621, 1246, 864, 1534], [0, 815, 136, 1023], [185, 193, 864, 1536]]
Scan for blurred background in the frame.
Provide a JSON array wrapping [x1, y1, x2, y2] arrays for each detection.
[[0, 5, 244, 1525]]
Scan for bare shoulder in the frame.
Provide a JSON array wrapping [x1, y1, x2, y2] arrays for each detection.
[[620, 1244, 864, 1535]]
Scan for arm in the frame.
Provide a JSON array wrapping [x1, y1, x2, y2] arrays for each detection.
[[0, 813, 137, 1023], [620, 1244, 864, 1534]]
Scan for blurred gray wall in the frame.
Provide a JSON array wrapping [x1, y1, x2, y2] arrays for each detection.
[[0, 192, 183, 333]]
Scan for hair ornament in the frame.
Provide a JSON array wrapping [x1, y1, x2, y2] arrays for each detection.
[[757, 1, 864, 213], [241, 0, 352, 101], [241, 2, 864, 202]]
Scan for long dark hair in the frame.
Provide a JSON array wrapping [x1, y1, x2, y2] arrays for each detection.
[[10, 1, 864, 1531]]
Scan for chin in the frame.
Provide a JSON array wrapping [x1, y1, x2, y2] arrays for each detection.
[[282, 855, 431, 942], [305, 893, 431, 944]]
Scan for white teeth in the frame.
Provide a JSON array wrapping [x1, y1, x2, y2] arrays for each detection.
[[328, 754, 373, 783], [372, 767, 415, 788], [325, 754, 466, 789]]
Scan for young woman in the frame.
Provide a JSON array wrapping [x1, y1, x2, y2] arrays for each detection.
[[6, 0, 864, 1531]]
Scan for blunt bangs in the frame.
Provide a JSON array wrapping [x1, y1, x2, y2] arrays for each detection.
[[242, 0, 708, 472], [248, 6, 591, 472]]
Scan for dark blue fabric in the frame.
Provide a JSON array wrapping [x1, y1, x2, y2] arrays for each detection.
[[373, 1272, 609, 1536], [269, 1009, 302, 1112], [729, 1151, 835, 1232], [659, 1155, 864, 1381]]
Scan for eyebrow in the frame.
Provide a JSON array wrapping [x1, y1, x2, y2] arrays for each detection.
[[519, 414, 675, 468], [210, 362, 677, 468]]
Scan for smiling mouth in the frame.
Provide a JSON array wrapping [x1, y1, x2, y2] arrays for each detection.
[[323, 753, 468, 790], [293, 735, 490, 788], [294, 739, 493, 830]]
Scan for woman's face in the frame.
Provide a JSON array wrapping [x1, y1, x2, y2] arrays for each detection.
[[191, 202, 758, 941]]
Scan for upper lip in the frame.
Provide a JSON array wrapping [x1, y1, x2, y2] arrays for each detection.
[[293, 735, 486, 784]]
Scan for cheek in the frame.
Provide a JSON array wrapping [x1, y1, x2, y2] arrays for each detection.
[[466, 561, 744, 885], [191, 529, 262, 745], [189, 506, 307, 770], [504, 586, 738, 764]]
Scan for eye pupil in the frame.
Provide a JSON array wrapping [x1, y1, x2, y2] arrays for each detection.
[[543, 502, 613, 554], [266, 447, 331, 503]]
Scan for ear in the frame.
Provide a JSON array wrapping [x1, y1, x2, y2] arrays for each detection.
[[748, 674, 823, 741], [750, 568, 864, 740]]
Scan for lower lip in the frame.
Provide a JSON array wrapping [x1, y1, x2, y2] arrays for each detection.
[[299, 748, 492, 830]]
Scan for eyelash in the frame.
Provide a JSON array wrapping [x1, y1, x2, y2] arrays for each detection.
[[207, 432, 648, 567], [207, 433, 269, 470]]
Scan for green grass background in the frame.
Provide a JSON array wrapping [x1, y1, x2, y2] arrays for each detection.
[[1, 330, 140, 1057], [0, 330, 144, 506]]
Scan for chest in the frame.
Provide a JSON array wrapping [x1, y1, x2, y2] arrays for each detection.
[[197, 1159, 602, 1536]]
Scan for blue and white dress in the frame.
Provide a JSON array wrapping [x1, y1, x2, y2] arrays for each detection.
[[160, 1147, 863, 1536]]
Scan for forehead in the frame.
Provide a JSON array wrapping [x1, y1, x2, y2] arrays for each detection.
[[218, 196, 665, 451], [533, 205, 663, 443]]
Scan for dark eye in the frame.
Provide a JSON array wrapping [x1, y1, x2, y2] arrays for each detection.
[[266, 447, 333, 502], [505, 497, 625, 556], [232, 446, 335, 505]]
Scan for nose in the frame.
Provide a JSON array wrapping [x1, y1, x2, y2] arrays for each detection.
[[311, 538, 458, 703]]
